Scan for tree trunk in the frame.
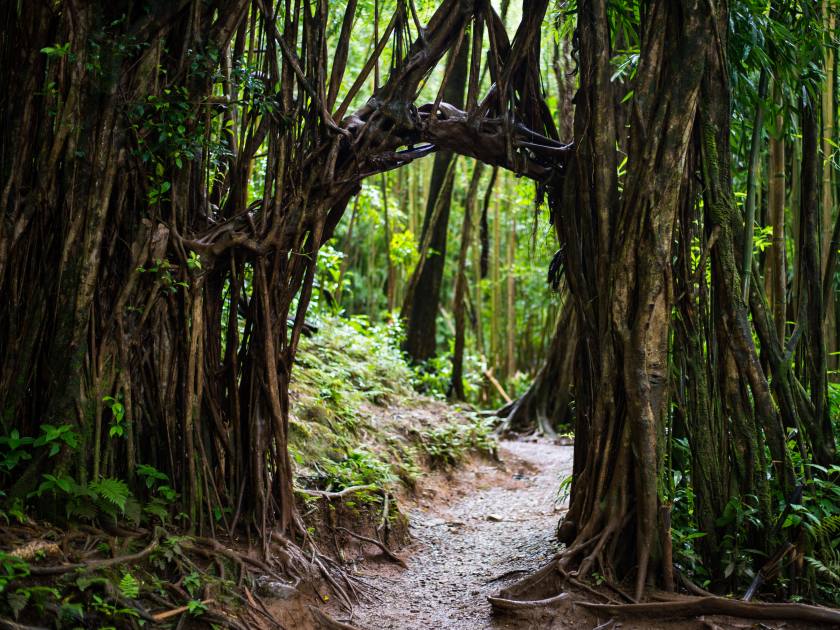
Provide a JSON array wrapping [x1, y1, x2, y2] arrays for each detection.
[[505, 213, 516, 380], [822, 1, 837, 374], [451, 162, 485, 400], [382, 172, 397, 313], [402, 44, 469, 362], [498, 301, 576, 436], [558, 0, 710, 598], [768, 82, 787, 342]]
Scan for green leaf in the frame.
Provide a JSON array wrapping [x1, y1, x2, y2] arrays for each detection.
[[782, 513, 802, 529], [183, 571, 201, 597], [76, 575, 108, 592], [143, 501, 169, 522], [119, 572, 140, 599], [90, 478, 130, 512], [58, 601, 84, 623], [7, 589, 29, 618], [136, 464, 169, 488], [187, 599, 207, 616], [40, 42, 70, 58]]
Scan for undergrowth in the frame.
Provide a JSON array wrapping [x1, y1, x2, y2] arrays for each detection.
[[667, 432, 840, 606], [415, 416, 498, 468], [289, 314, 497, 492]]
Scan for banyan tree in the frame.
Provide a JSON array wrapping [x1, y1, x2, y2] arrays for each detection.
[[1, 0, 836, 611]]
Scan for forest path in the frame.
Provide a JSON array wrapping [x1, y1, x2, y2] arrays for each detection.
[[347, 438, 573, 630]]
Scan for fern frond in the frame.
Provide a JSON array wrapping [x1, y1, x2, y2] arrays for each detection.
[[119, 572, 140, 599], [90, 478, 130, 512], [812, 515, 840, 539], [805, 555, 840, 585]]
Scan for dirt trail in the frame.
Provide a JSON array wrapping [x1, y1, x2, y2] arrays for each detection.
[[347, 438, 572, 629]]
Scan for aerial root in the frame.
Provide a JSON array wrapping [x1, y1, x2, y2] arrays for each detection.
[[27, 535, 160, 576], [557, 567, 619, 604]]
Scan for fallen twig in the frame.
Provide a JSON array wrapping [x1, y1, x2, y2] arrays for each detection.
[[152, 598, 215, 622]]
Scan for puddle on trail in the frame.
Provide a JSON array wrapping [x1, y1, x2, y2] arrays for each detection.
[[345, 439, 573, 630]]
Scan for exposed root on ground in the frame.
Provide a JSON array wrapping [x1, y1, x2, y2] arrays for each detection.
[[335, 527, 407, 568], [488, 554, 840, 627], [308, 606, 364, 630], [0, 518, 375, 629], [578, 596, 840, 625]]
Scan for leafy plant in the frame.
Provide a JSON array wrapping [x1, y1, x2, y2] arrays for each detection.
[[90, 593, 140, 621], [187, 251, 202, 271], [136, 464, 177, 523], [31, 474, 133, 521], [0, 423, 79, 478], [0, 431, 34, 472], [137, 258, 188, 293], [187, 599, 207, 616], [8, 586, 58, 619], [183, 571, 202, 597], [33, 424, 79, 457], [103, 395, 125, 438], [556, 474, 573, 506], [118, 573, 140, 599], [0, 553, 30, 593], [40, 42, 71, 58], [417, 416, 497, 468], [319, 450, 394, 495]]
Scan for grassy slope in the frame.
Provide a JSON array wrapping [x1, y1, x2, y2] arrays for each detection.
[[289, 315, 497, 495]]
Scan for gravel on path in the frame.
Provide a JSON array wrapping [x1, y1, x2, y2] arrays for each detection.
[[347, 439, 572, 630]]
